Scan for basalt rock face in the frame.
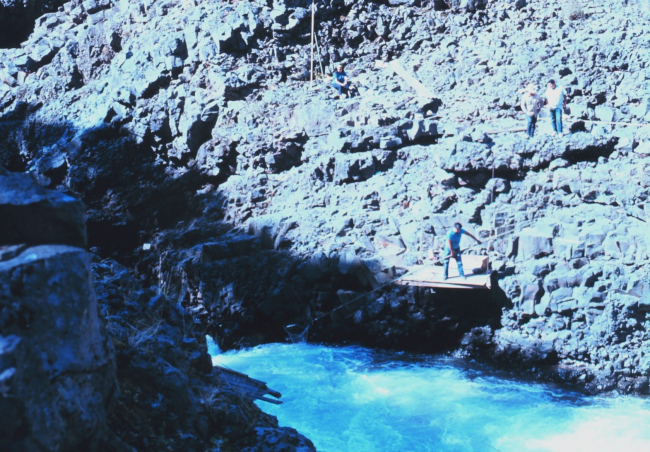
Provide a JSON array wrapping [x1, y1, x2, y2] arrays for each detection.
[[0, 172, 316, 451], [94, 257, 316, 452], [0, 0, 67, 47], [1, 0, 650, 397], [0, 173, 117, 451], [460, 150, 650, 395]]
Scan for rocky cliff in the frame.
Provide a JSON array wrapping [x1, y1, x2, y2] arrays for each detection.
[[0, 171, 117, 451], [0, 0, 66, 48], [0, 172, 315, 450], [1, 0, 650, 409]]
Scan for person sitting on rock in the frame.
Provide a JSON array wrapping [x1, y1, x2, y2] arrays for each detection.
[[520, 83, 543, 139], [544, 79, 568, 136], [332, 64, 354, 98], [443, 223, 481, 281]]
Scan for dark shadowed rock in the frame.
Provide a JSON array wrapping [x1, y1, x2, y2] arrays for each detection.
[[0, 173, 118, 451], [0, 173, 86, 248], [0, 245, 116, 452]]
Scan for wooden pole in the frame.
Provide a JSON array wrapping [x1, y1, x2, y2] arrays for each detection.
[[310, 1, 315, 89], [387, 60, 436, 99], [314, 28, 325, 79]]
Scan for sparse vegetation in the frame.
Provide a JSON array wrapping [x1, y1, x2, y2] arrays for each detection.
[[564, 0, 586, 20], [198, 386, 220, 408], [126, 320, 162, 349]]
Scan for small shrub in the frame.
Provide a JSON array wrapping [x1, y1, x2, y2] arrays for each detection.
[[126, 321, 161, 349], [564, 0, 586, 20], [198, 387, 220, 408]]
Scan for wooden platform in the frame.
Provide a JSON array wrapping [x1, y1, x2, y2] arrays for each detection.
[[396, 255, 492, 290], [215, 365, 283, 405]]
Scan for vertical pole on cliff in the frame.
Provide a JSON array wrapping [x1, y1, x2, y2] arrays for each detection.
[[310, 1, 315, 89], [491, 159, 495, 204]]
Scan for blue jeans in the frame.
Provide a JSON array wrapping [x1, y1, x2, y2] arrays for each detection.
[[332, 83, 349, 96], [526, 115, 537, 137], [550, 108, 563, 134], [443, 248, 464, 278]]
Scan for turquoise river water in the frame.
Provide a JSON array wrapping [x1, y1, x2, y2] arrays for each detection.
[[209, 341, 650, 452]]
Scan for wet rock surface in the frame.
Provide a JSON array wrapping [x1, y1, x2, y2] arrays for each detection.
[[95, 257, 315, 452], [0, 0, 649, 423]]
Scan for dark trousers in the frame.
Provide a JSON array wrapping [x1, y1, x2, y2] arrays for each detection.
[[332, 83, 350, 96], [550, 107, 563, 134], [443, 248, 464, 278], [526, 115, 537, 137]]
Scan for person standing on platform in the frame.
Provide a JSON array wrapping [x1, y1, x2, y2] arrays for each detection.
[[443, 223, 482, 280]]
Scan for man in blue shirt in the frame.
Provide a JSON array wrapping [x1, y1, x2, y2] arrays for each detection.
[[443, 222, 481, 280], [332, 64, 353, 98]]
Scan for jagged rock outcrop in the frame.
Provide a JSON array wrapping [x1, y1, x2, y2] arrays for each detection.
[[94, 257, 316, 451], [0, 172, 117, 451], [1, 0, 650, 396], [0, 0, 66, 47], [0, 171, 316, 451]]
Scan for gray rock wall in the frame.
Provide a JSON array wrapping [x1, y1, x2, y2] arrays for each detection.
[[0, 173, 117, 451], [0, 174, 316, 451], [1, 0, 650, 395], [0, 0, 67, 47]]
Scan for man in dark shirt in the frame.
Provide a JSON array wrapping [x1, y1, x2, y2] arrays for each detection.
[[443, 222, 481, 280]]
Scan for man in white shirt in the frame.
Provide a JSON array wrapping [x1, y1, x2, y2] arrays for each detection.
[[544, 79, 568, 135]]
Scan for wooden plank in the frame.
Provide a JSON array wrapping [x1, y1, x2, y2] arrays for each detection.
[[387, 61, 436, 99], [215, 366, 283, 404], [486, 127, 526, 134], [395, 261, 491, 289], [256, 396, 283, 405], [396, 275, 491, 289], [397, 280, 487, 290]]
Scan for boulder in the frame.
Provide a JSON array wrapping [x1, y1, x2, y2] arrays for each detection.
[[447, 0, 488, 11], [333, 152, 376, 185], [634, 141, 650, 155], [0, 245, 116, 451], [517, 228, 553, 260], [595, 105, 615, 123], [0, 173, 86, 248]]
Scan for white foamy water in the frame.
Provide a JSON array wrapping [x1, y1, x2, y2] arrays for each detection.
[[211, 342, 650, 452]]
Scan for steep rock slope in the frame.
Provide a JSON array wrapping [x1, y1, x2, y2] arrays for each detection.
[[0, 171, 315, 450], [0, 171, 117, 451], [0, 0, 650, 396], [94, 256, 315, 451], [0, 0, 66, 47]]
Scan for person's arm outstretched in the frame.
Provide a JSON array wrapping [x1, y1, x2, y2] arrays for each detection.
[[464, 231, 482, 245]]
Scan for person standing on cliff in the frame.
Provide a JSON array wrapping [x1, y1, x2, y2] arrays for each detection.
[[521, 84, 543, 139], [544, 79, 568, 135], [443, 223, 482, 280], [332, 64, 354, 98]]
